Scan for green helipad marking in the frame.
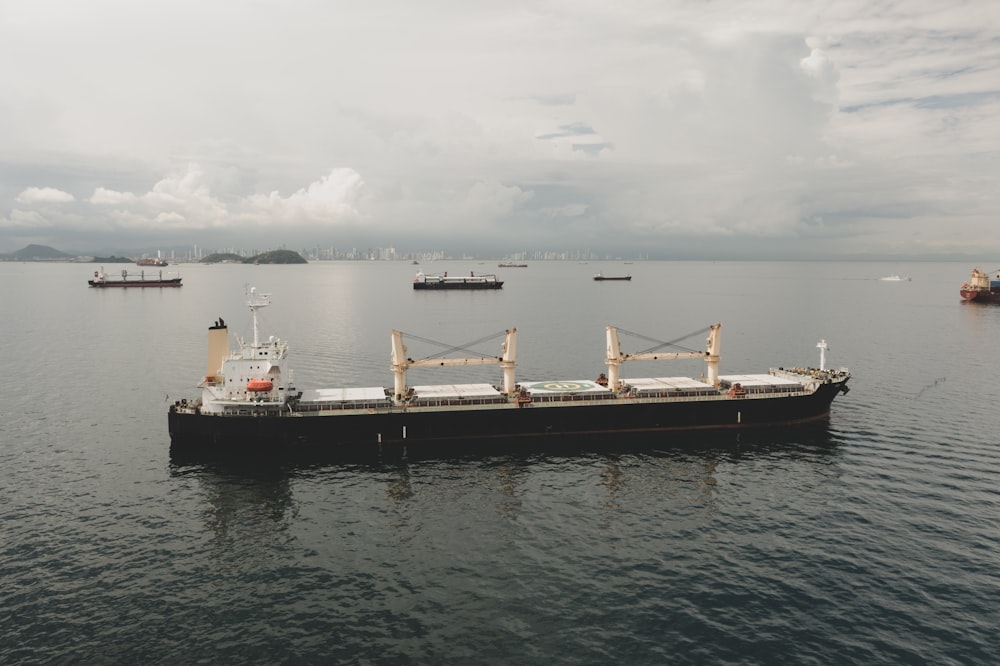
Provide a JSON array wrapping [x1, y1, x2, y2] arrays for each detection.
[[527, 381, 598, 392]]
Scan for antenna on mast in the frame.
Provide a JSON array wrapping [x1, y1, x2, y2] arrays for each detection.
[[246, 285, 271, 347]]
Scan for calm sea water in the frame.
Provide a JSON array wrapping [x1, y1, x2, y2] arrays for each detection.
[[1, 260, 998, 664]]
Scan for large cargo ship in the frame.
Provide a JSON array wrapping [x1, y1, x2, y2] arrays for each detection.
[[413, 271, 503, 290], [89, 268, 182, 288], [960, 267, 1000, 302], [168, 288, 851, 454]]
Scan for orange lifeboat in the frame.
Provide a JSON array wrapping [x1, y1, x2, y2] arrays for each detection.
[[247, 379, 273, 392]]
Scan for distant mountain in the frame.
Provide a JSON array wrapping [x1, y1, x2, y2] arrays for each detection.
[[253, 249, 307, 264], [202, 249, 307, 264], [201, 253, 244, 264], [8, 244, 72, 260]]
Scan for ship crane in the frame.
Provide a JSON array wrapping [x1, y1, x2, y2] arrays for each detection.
[[391, 328, 518, 400], [605, 323, 721, 389]]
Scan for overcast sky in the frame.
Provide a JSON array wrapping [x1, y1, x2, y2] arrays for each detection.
[[1, 0, 998, 258]]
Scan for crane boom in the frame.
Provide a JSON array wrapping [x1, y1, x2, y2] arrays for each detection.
[[605, 324, 721, 389], [391, 328, 518, 400]]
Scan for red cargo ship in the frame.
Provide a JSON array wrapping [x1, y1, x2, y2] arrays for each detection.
[[960, 267, 1000, 303]]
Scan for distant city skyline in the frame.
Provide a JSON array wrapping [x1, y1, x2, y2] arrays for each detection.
[[6, 237, 992, 264], [3, 242, 644, 263]]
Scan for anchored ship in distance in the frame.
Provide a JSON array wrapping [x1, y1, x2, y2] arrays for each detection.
[[89, 267, 182, 288], [960, 267, 1000, 303], [168, 287, 851, 454], [136, 257, 169, 267], [413, 271, 503, 290]]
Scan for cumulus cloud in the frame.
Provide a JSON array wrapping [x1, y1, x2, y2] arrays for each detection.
[[155, 211, 186, 224], [144, 165, 218, 209], [0, 163, 375, 249], [16, 187, 75, 204], [800, 46, 839, 104], [90, 187, 137, 205], [246, 168, 367, 223], [83, 165, 229, 233], [0, 209, 53, 230]]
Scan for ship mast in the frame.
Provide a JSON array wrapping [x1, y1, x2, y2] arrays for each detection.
[[246, 286, 271, 348]]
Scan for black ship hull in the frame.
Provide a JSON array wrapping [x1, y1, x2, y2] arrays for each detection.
[[169, 380, 847, 454], [413, 282, 503, 290], [89, 279, 182, 288]]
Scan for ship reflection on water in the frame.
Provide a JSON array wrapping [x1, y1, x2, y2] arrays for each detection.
[[169, 418, 837, 467], [169, 422, 839, 544]]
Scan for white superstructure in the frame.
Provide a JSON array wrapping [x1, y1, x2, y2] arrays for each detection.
[[197, 287, 292, 414]]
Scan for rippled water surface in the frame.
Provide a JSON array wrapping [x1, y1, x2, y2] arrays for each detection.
[[1, 261, 998, 664]]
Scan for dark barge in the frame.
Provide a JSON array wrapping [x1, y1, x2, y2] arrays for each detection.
[[413, 271, 503, 290]]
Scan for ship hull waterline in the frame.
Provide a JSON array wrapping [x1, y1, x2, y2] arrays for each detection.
[[89, 279, 182, 288], [169, 381, 847, 453], [412, 282, 503, 290], [960, 289, 1000, 303]]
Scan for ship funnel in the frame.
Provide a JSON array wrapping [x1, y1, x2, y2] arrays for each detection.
[[205, 318, 229, 381]]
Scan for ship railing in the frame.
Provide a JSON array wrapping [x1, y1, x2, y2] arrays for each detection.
[[223, 406, 285, 416], [407, 397, 509, 408], [727, 386, 811, 397], [527, 392, 617, 404], [621, 388, 810, 404], [627, 389, 719, 399], [295, 400, 392, 413], [401, 389, 812, 407], [730, 385, 806, 396], [773, 367, 849, 381]]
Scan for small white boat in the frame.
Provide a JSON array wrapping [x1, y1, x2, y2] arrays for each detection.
[[879, 275, 911, 282]]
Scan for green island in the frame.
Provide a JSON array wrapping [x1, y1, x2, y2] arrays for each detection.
[[201, 249, 307, 264]]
